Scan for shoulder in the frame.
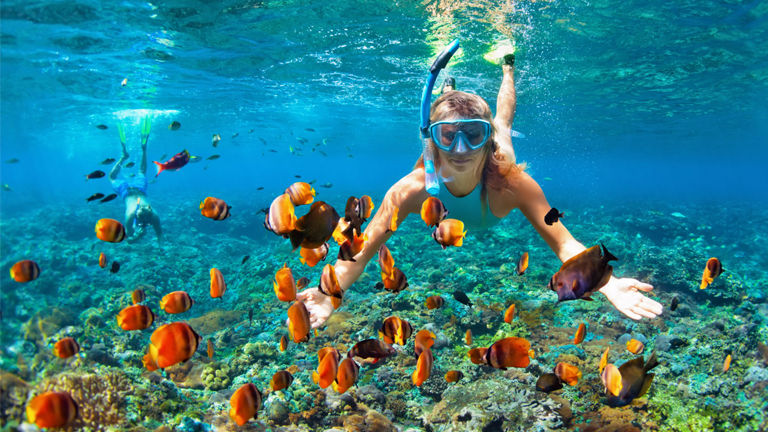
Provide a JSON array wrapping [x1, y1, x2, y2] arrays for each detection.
[[494, 168, 544, 207]]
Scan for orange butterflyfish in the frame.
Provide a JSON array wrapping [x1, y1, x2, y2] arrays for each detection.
[[159, 291, 194, 314], [287, 301, 311, 343], [229, 383, 262, 426], [26, 392, 78, 428], [554, 362, 582, 386], [445, 370, 464, 383], [332, 218, 350, 245], [700, 257, 724, 289], [273, 263, 297, 302], [314, 328, 320, 337], [99, 252, 107, 268], [145, 322, 201, 369], [573, 323, 586, 345], [357, 195, 374, 220], [382, 267, 409, 294], [414, 329, 436, 358], [318, 264, 342, 299], [599, 347, 609, 373], [420, 197, 448, 227], [331, 296, 342, 310], [200, 197, 232, 221], [206, 339, 215, 358], [412, 348, 434, 387], [504, 304, 516, 323], [333, 358, 360, 394], [95, 218, 126, 243], [386, 207, 399, 233], [270, 371, 294, 391], [10, 260, 41, 283], [280, 335, 289, 352], [312, 347, 340, 388], [142, 346, 159, 371], [338, 231, 368, 262], [210, 268, 227, 299], [723, 354, 732, 372], [601, 363, 623, 397], [378, 244, 395, 278], [300, 243, 329, 267], [516, 252, 529, 275], [465, 329, 473, 346], [482, 337, 531, 369], [285, 182, 315, 206], [627, 338, 645, 355], [264, 193, 296, 236], [468, 347, 488, 365], [431, 219, 466, 249], [425, 295, 445, 310], [379, 316, 414, 346], [117, 305, 155, 331], [528, 349, 535, 359], [131, 288, 146, 305], [53, 337, 80, 359]]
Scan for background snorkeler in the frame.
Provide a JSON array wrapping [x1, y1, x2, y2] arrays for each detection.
[[109, 116, 164, 245], [293, 52, 663, 328]]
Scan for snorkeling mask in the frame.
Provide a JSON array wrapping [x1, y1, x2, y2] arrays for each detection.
[[429, 119, 492, 152]]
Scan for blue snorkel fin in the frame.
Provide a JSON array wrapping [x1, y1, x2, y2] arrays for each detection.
[[420, 39, 460, 195]]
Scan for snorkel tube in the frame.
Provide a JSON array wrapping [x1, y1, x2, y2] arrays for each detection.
[[420, 39, 460, 195]]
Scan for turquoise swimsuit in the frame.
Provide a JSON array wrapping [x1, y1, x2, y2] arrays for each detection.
[[437, 179, 502, 230]]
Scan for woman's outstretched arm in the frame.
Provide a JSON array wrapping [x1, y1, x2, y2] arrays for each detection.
[[295, 169, 430, 328], [513, 172, 663, 320]]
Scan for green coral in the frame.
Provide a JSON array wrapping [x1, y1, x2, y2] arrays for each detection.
[[201, 362, 232, 390]]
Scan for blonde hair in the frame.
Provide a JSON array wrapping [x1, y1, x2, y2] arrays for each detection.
[[414, 91, 526, 216]]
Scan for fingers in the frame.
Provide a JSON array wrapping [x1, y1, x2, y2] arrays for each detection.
[[622, 308, 643, 321], [641, 297, 664, 316], [631, 306, 658, 319], [296, 290, 309, 302], [634, 281, 654, 292]]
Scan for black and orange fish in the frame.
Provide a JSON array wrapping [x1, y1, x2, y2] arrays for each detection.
[[200, 197, 232, 221], [380, 267, 408, 294], [53, 338, 80, 359], [480, 337, 531, 370], [347, 339, 396, 363], [229, 383, 262, 426], [274, 264, 297, 302], [143, 322, 201, 370], [421, 197, 448, 227], [117, 305, 155, 331], [378, 244, 394, 278], [431, 219, 466, 249], [412, 348, 433, 387], [299, 243, 329, 267], [270, 371, 294, 391], [516, 252, 529, 275], [159, 291, 194, 314], [264, 193, 297, 236], [210, 268, 227, 299], [379, 316, 414, 345], [700, 257, 724, 289], [287, 301, 311, 343], [26, 392, 78, 428], [425, 295, 444, 310], [95, 219, 126, 243], [285, 182, 315, 206], [333, 358, 360, 394], [10, 260, 40, 283]]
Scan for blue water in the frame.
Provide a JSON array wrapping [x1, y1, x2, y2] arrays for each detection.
[[2, 0, 768, 430]]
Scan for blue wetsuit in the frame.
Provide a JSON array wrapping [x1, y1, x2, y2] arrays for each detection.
[[112, 174, 148, 199], [437, 179, 502, 230]]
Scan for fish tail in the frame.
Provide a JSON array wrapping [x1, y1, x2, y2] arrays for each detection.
[[600, 243, 619, 262], [153, 161, 164, 177]]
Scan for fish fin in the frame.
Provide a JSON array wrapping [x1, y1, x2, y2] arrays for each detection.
[[638, 373, 655, 398], [600, 243, 619, 262], [153, 161, 164, 177], [312, 371, 319, 384], [644, 351, 660, 372]]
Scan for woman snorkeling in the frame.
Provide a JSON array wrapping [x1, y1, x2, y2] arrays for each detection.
[[295, 53, 663, 328], [108, 115, 164, 245]]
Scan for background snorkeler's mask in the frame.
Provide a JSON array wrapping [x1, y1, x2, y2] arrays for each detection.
[[429, 119, 492, 152]]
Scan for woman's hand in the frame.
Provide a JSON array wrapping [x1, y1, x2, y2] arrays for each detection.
[[292, 287, 335, 329], [599, 278, 663, 320]]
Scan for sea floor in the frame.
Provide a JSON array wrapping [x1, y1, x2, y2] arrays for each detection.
[[1, 196, 767, 432]]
